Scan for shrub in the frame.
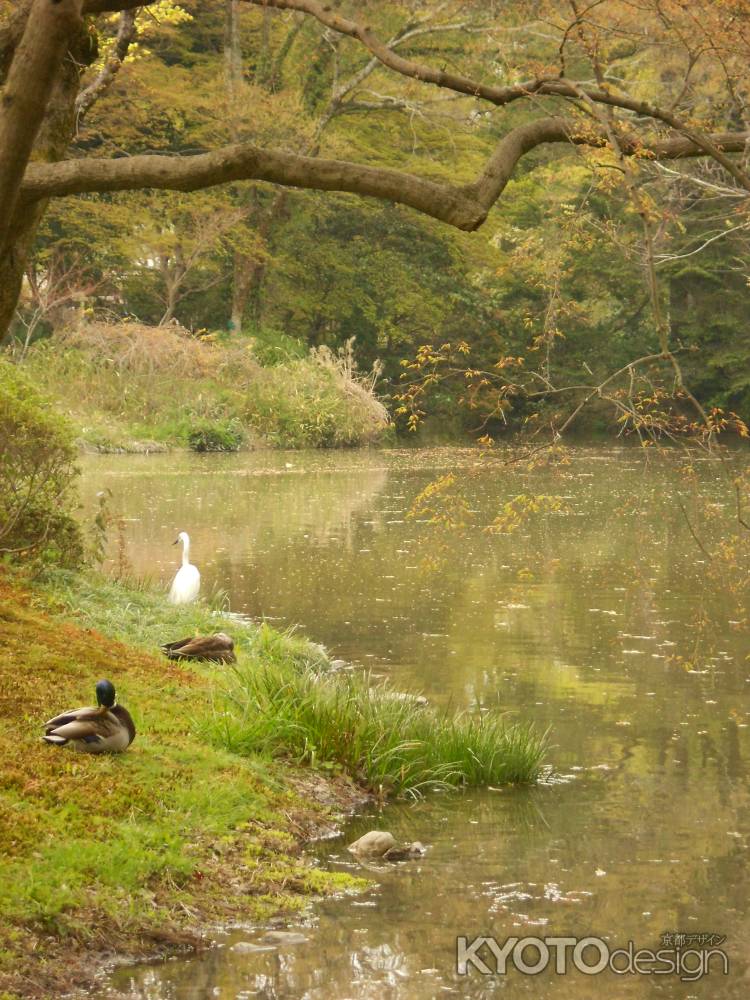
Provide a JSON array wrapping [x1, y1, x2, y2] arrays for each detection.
[[187, 418, 245, 452], [243, 324, 307, 366], [243, 342, 389, 448], [0, 357, 83, 566]]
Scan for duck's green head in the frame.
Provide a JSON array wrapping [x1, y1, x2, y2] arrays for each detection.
[[95, 679, 116, 710]]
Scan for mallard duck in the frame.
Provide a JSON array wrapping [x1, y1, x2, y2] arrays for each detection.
[[42, 679, 136, 753], [169, 531, 201, 605], [161, 632, 236, 663]]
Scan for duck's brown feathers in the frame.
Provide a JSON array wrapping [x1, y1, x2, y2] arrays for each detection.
[[43, 704, 136, 753], [161, 632, 236, 663]]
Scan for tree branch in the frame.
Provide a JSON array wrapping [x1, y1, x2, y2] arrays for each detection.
[[19, 119, 750, 233], [75, 8, 137, 123], [243, 0, 750, 190], [20, 141, 489, 229], [242, 0, 568, 108]]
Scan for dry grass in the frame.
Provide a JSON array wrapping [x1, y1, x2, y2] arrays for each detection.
[[311, 338, 390, 439], [58, 320, 225, 378]]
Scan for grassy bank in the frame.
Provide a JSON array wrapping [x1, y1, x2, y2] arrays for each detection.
[[0, 569, 547, 998], [0, 573, 367, 999], [20, 322, 390, 452]]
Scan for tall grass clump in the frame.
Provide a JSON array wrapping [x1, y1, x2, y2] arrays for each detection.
[[242, 339, 390, 448], [201, 657, 548, 796]]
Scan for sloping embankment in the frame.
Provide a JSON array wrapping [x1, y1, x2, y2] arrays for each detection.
[[0, 573, 368, 999]]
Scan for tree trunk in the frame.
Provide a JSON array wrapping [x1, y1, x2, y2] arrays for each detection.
[[224, 0, 242, 109], [158, 254, 184, 325], [0, 0, 94, 337], [224, 0, 246, 332], [0, 201, 47, 340], [230, 250, 254, 331]]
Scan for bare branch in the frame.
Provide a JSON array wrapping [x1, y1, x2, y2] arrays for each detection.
[[654, 221, 750, 263], [243, 0, 750, 191], [75, 8, 138, 124]]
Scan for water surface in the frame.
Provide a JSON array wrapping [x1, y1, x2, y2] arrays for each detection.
[[80, 447, 750, 998]]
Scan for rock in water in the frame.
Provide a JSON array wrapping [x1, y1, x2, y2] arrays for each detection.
[[231, 941, 274, 954], [348, 830, 397, 858], [263, 930, 308, 946], [383, 841, 426, 861]]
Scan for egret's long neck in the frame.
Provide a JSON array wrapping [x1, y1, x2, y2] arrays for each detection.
[[182, 537, 190, 566]]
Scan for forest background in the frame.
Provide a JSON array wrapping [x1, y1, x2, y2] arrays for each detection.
[[3, 0, 749, 441]]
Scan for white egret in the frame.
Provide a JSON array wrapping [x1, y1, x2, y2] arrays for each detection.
[[169, 531, 201, 604]]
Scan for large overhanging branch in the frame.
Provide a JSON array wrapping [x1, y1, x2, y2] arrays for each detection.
[[21, 142, 488, 229], [20, 121, 750, 233], [244, 0, 750, 191]]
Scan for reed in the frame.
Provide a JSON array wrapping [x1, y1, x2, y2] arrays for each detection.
[[200, 654, 548, 796]]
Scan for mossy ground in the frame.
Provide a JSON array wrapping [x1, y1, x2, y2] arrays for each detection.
[[0, 572, 368, 1000]]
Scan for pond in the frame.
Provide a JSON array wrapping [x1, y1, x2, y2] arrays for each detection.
[[81, 446, 750, 998]]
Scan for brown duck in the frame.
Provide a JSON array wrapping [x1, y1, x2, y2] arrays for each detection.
[[161, 632, 236, 663]]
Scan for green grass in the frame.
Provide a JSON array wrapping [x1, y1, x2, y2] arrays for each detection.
[[44, 571, 547, 796], [0, 570, 366, 999], [0, 567, 548, 996], [42, 569, 548, 798], [42, 568, 330, 671], [200, 658, 548, 797]]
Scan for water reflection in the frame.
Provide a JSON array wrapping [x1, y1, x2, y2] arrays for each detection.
[[80, 447, 750, 998]]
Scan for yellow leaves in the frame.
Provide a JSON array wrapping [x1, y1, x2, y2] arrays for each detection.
[[138, 1, 193, 31], [487, 493, 569, 534], [408, 474, 473, 532], [494, 355, 524, 370], [411, 473, 457, 507], [728, 412, 750, 438], [97, 2, 193, 70]]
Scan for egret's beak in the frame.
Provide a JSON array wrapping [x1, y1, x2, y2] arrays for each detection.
[[173, 538, 179, 545]]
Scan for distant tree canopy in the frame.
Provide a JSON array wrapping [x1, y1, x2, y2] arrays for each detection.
[[2, 0, 750, 430]]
